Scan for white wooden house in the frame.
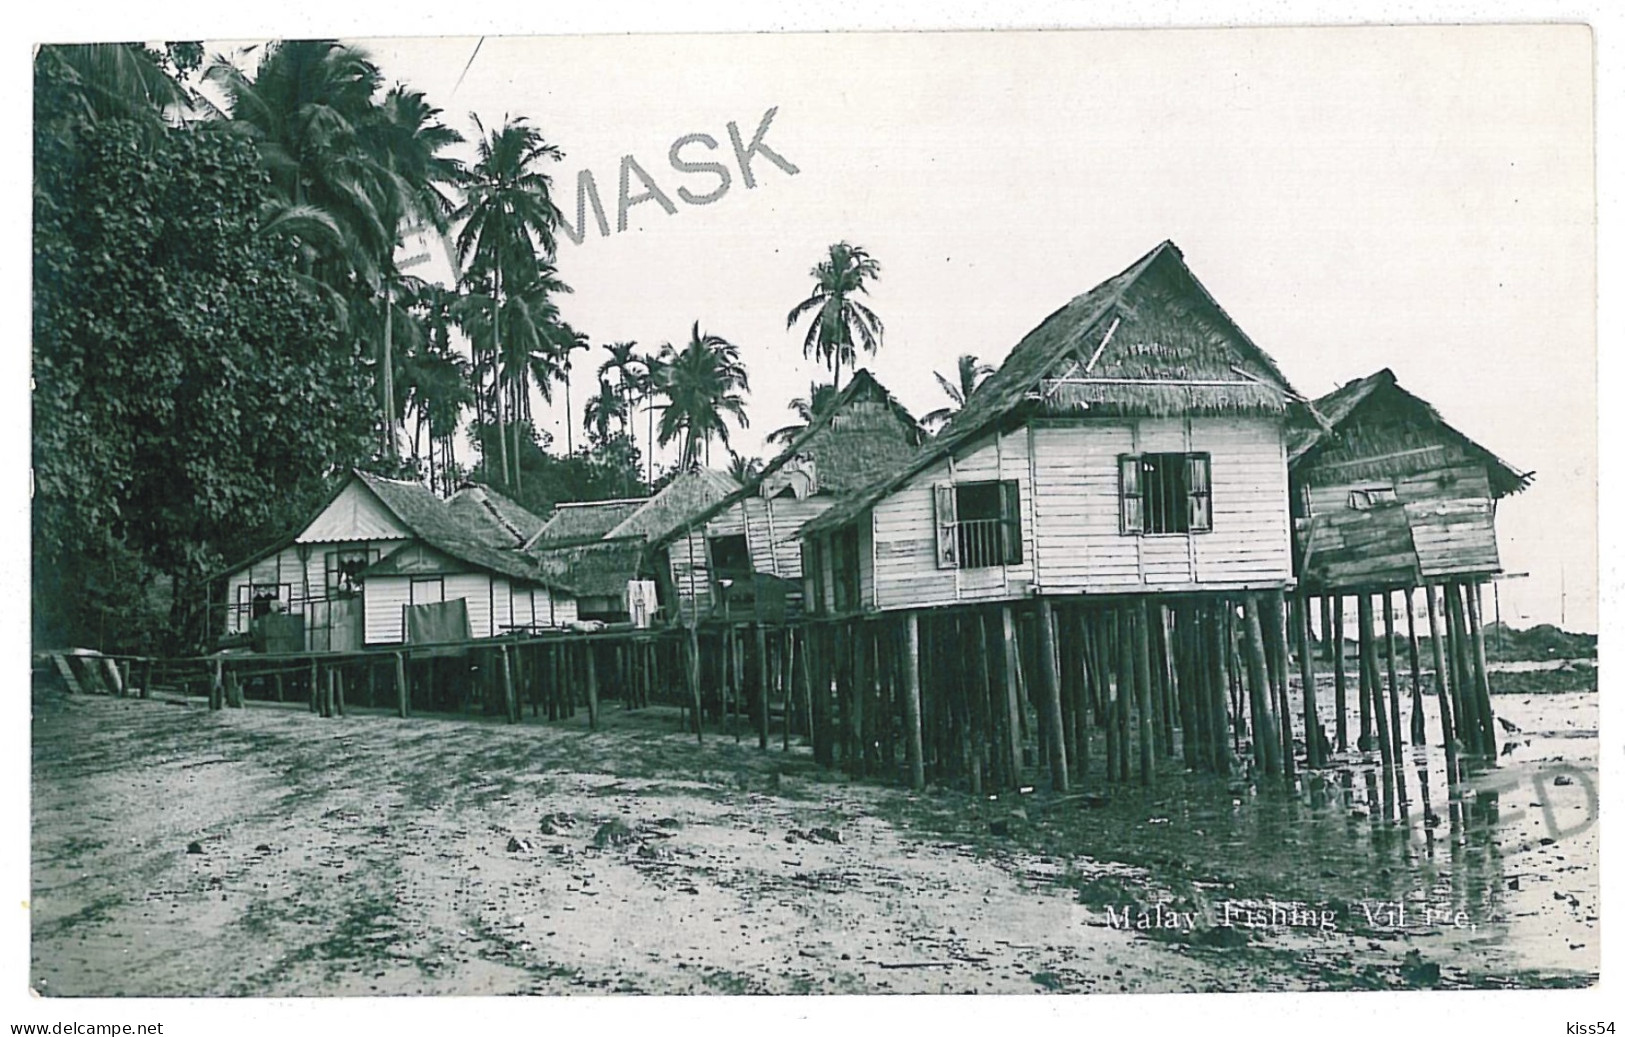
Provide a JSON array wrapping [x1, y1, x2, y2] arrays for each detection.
[[646, 370, 925, 623], [798, 241, 1298, 614], [219, 472, 577, 650]]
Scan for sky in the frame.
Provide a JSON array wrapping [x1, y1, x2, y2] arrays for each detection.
[[244, 25, 1597, 630]]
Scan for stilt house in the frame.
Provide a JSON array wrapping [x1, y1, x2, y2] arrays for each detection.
[[219, 471, 577, 650], [525, 468, 741, 624], [798, 241, 1298, 613], [1286, 368, 1532, 591], [646, 369, 925, 624]]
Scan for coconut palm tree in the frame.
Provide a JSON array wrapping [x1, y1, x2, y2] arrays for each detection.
[[786, 241, 883, 392], [452, 112, 564, 486], [766, 380, 839, 445], [652, 323, 750, 470], [583, 377, 629, 449], [921, 353, 995, 434], [637, 349, 665, 485], [206, 40, 396, 290], [597, 341, 643, 443], [728, 453, 764, 484], [36, 43, 196, 129], [549, 322, 591, 455]]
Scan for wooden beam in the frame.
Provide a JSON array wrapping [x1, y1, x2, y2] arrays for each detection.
[[1000, 605, 1024, 784], [1036, 599, 1069, 792]]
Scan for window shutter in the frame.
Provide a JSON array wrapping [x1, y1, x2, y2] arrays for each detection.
[[934, 483, 959, 569], [1000, 479, 1023, 565], [1187, 454, 1212, 532], [1119, 454, 1144, 534]]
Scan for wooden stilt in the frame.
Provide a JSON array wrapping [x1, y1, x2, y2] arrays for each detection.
[[1267, 590, 1296, 781], [1295, 592, 1322, 769], [799, 626, 816, 752], [1134, 600, 1155, 786], [1208, 601, 1234, 776], [1382, 590, 1404, 752], [333, 667, 344, 717], [1331, 595, 1348, 753], [686, 623, 703, 744], [500, 645, 518, 724], [1000, 605, 1024, 784], [1115, 607, 1135, 783], [323, 666, 335, 719], [1445, 583, 1480, 756], [1404, 588, 1427, 744], [1036, 599, 1070, 792], [1241, 596, 1279, 777], [394, 651, 409, 718], [1425, 585, 1459, 781], [1355, 594, 1375, 750], [584, 642, 599, 730], [1360, 594, 1393, 773], [903, 612, 925, 790], [754, 623, 770, 751], [1098, 612, 1119, 783], [1466, 582, 1498, 757]]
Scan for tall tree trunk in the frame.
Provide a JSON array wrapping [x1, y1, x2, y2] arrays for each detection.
[[492, 252, 510, 486], [564, 364, 575, 455], [381, 287, 397, 459]]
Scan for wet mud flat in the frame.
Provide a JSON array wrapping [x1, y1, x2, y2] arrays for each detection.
[[30, 682, 1596, 996]]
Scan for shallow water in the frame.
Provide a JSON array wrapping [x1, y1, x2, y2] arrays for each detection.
[[1007, 686, 1599, 984]]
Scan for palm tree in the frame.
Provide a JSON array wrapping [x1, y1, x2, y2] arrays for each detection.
[[583, 378, 629, 448], [652, 323, 750, 470], [206, 41, 395, 290], [452, 113, 564, 487], [638, 349, 665, 485], [921, 354, 995, 433], [549, 322, 590, 455], [597, 341, 643, 443], [786, 241, 883, 392], [766, 380, 839, 445], [35, 43, 195, 129]]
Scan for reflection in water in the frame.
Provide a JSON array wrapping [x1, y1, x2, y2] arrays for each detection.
[[1058, 690, 1596, 981]]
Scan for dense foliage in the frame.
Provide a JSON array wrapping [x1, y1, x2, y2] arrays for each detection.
[[33, 56, 375, 651]]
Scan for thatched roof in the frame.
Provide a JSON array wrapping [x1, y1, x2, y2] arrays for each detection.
[[447, 482, 547, 546], [525, 497, 648, 548], [803, 240, 1296, 539], [647, 368, 925, 551], [528, 538, 647, 600], [1287, 368, 1532, 498], [608, 467, 740, 542], [353, 472, 577, 591]]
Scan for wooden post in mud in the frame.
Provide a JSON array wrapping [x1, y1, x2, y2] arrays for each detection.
[[686, 622, 704, 744], [1035, 598, 1069, 793], [902, 611, 926, 790], [1133, 600, 1155, 786], [1382, 591, 1404, 752], [1241, 596, 1279, 777], [394, 652, 409, 718], [208, 657, 223, 711], [1330, 595, 1348, 753], [999, 605, 1024, 783], [849, 620, 868, 774], [1355, 595, 1375, 751], [584, 641, 600, 731], [1098, 612, 1119, 783], [309, 658, 320, 714], [1359, 594, 1393, 773], [1424, 586, 1459, 781], [495, 646, 513, 724], [322, 666, 335, 719], [1444, 583, 1480, 756], [333, 667, 345, 717], [782, 629, 795, 750], [1405, 588, 1427, 745], [1207, 602, 1234, 776], [1295, 593, 1322, 769], [799, 626, 816, 752], [1465, 583, 1498, 758], [754, 623, 770, 751], [1267, 591, 1296, 781]]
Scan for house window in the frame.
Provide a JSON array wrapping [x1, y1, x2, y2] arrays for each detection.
[[245, 584, 287, 619], [409, 577, 443, 606], [1120, 453, 1212, 535], [325, 548, 375, 598], [708, 533, 754, 611], [831, 528, 861, 610], [935, 479, 1022, 569], [1348, 486, 1399, 510]]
